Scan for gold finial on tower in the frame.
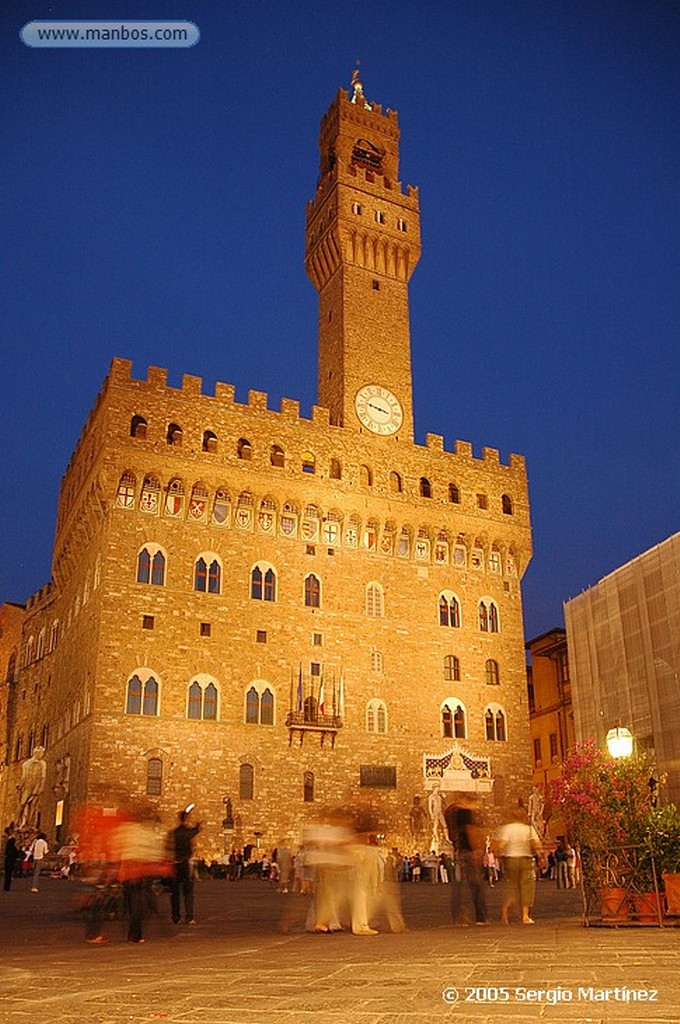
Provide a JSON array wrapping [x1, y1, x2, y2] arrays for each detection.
[[350, 59, 371, 110]]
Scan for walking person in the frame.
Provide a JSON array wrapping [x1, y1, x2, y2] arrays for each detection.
[[3, 831, 20, 891], [446, 794, 488, 925], [497, 806, 542, 925], [169, 807, 201, 924], [29, 831, 49, 892]]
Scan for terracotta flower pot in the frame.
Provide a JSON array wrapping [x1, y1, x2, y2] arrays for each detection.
[[634, 891, 663, 924], [600, 886, 629, 922], [662, 872, 680, 916]]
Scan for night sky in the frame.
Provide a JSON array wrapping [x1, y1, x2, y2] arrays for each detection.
[[1, 0, 678, 640]]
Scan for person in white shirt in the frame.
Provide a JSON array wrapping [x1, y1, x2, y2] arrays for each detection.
[[30, 832, 49, 892], [497, 809, 541, 925]]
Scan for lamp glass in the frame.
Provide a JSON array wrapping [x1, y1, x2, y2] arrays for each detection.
[[606, 727, 634, 759]]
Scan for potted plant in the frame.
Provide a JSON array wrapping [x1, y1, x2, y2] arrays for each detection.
[[551, 740, 665, 923]]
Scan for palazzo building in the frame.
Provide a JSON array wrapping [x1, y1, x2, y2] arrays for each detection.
[[2, 79, 533, 853]]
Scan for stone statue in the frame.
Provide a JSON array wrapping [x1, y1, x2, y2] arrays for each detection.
[[528, 786, 545, 838], [17, 746, 47, 827], [408, 795, 427, 837], [428, 783, 448, 849]]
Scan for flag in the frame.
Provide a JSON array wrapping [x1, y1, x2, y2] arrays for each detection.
[[296, 665, 303, 712], [338, 673, 345, 717], [318, 670, 325, 717]]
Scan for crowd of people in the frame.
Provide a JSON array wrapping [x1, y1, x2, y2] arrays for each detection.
[[1, 793, 580, 940]]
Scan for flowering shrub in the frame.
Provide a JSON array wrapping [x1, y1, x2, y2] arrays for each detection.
[[551, 740, 656, 849]]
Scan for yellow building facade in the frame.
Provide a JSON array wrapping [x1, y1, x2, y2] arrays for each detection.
[[2, 82, 533, 854]]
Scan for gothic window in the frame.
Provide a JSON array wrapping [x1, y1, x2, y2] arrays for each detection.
[[479, 600, 499, 632], [366, 582, 384, 618], [167, 423, 183, 446], [485, 659, 500, 685], [302, 450, 316, 474], [36, 629, 45, 661], [485, 706, 507, 741], [366, 699, 387, 734], [251, 563, 277, 601], [449, 483, 460, 504], [270, 444, 285, 467], [136, 546, 166, 586], [237, 438, 252, 460], [389, 471, 403, 494], [146, 757, 162, 796], [130, 415, 147, 439], [419, 477, 432, 498], [116, 471, 136, 509], [188, 679, 218, 720], [359, 464, 373, 487], [24, 636, 34, 667], [126, 673, 159, 716], [371, 650, 383, 674], [193, 553, 221, 594], [202, 430, 217, 453], [329, 458, 342, 479], [441, 700, 466, 739], [239, 764, 254, 800], [304, 574, 321, 608], [439, 592, 461, 628], [303, 771, 315, 802], [501, 494, 514, 515], [245, 684, 274, 725], [444, 655, 460, 681]]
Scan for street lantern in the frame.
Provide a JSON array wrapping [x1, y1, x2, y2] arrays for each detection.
[[606, 726, 634, 759]]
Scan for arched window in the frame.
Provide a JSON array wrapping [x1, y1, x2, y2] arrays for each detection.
[[251, 564, 277, 601], [485, 659, 500, 685], [303, 771, 315, 802], [366, 582, 384, 618], [439, 592, 461, 628], [301, 450, 316, 474], [126, 672, 159, 716], [485, 706, 507, 741], [202, 430, 217, 453], [441, 701, 466, 739], [389, 471, 403, 494], [366, 699, 387, 734], [444, 655, 460, 681], [130, 415, 147, 439], [188, 679, 219, 720], [359, 464, 373, 487], [146, 757, 163, 796], [167, 423, 183, 446], [36, 629, 45, 661], [245, 684, 274, 725], [371, 650, 383, 674], [329, 458, 342, 480], [237, 437, 252, 460], [137, 547, 165, 586], [194, 554, 221, 594], [239, 764, 254, 800], [270, 444, 285, 467], [501, 494, 513, 515], [419, 477, 432, 498], [304, 574, 321, 608], [448, 483, 460, 504], [479, 600, 500, 633]]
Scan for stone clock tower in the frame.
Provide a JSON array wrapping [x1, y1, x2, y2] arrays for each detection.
[[305, 74, 421, 440]]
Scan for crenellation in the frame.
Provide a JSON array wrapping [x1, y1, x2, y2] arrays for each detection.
[[311, 405, 330, 426], [454, 440, 473, 459], [247, 389, 268, 412], [280, 397, 300, 419], [147, 366, 168, 388], [215, 382, 235, 403], [483, 447, 500, 464], [182, 373, 203, 396], [425, 433, 444, 451]]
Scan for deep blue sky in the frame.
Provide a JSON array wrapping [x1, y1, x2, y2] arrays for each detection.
[[1, 1, 678, 639]]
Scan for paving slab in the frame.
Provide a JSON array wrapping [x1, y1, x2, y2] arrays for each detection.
[[0, 878, 678, 1024]]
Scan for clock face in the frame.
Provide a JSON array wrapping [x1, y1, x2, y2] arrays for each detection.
[[355, 385, 403, 436]]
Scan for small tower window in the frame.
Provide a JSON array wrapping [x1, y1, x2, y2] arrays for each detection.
[[167, 423, 183, 446], [502, 494, 514, 515], [419, 477, 432, 498], [270, 445, 285, 468], [202, 430, 217, 453], [130, 415, 147, 439], [351, 202, 362, 215], [237, 438, 252, 460]]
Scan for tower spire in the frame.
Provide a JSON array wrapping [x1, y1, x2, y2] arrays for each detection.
[[350, 59, 371, 110]]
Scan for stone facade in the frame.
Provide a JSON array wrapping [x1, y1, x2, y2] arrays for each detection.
[[3, 82, 533, 855]]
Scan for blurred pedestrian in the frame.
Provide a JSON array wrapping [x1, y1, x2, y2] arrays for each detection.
[[497, 806, 542, 925], [29, 832, 49, 892], [3, 831, 20, 891], [169, 807, 201, 925], [446, 794, 488, 925]]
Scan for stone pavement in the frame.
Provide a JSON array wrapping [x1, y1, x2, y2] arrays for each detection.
[[0, 877, 679, 1024]]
